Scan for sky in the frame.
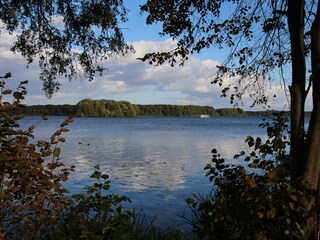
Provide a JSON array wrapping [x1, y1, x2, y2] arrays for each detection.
[[0, 1, 313, 110]]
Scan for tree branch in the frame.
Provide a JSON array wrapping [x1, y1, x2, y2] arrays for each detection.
[[273, 10, 288, 16]]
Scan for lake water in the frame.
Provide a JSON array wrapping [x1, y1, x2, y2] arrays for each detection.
[[20, 116, 269, 228]]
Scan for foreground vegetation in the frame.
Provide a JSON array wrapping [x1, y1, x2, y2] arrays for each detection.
[[1, 75, 317, 239], [187, 115, 317, 239]]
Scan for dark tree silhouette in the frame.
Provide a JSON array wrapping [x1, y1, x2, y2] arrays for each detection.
[[0, 0, 134, 97]]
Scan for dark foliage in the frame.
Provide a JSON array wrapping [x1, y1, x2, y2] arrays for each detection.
[[0, 0, 134, 97], [186, 114, 318, 239]]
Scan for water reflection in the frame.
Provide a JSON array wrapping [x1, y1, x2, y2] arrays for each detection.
[[61, 136, 244, 190], [20, 116, 268, 227]]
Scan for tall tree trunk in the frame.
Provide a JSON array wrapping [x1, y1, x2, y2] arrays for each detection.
[[297, 2, 320, 238], [304, 0, 320, 193], [287, 0, 306, 178]]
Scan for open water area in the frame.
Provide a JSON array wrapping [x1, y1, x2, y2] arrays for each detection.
[[19, 115, 277, 228]]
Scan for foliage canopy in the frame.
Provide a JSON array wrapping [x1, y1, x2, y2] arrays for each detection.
[[140, 0, 315, 106], [0, 0, 134, 97]]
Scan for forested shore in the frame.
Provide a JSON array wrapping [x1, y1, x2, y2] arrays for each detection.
[[21, 98, 293, 117]]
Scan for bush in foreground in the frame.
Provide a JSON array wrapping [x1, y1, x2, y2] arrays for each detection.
[[0, 73, 76, 239], [186, 114, 317, 240]]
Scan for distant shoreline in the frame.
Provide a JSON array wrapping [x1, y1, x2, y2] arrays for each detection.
[[21, 100, 310, 117]]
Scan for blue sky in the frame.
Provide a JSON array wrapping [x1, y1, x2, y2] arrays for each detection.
[[0, 1, 312, 110]]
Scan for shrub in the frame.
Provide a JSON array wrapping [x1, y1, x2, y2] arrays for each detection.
[[0, 73, 75, 239], [52, 165, 134, 239], [187, 114, 317, 240]]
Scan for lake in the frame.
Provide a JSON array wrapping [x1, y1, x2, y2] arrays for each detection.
[[20, 116, 270, 228]]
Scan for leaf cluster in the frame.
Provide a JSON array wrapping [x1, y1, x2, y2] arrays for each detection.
[[0, 73, 75, 239], [186, 114, 317, 240], [51, 165, 135, 239], [0, 0, 134, 97], [140, 0, 317, 107]]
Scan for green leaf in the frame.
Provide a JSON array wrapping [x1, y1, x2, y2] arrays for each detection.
[[289, 194, 298, 202], [204, 163, 212, 170], [101, 174, 109, 180], [289, 202, 295, 210], [91, 170, 101, 180], [186, 198, 195, 204]]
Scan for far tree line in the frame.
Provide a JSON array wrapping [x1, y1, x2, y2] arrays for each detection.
[[21, 98, 297, 117]]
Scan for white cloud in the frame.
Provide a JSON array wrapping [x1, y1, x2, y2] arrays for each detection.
[[101, 80, 129, 93], [0, 33, 303, 110], [51, 15, 65, 28]]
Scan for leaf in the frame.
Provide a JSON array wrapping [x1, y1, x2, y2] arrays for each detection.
[[53, 147, 61, 158], [265, 170, 276, 180], [257, 212, 264, 219], [37, 140, 47, 146], [102, 183, 110, 190], [4, 72, 12, 78], [28, 125, 35, 131], [54, 130, 61, 136], [248, 180, 257, 188], [91, 170, 101, 180], [267, 207, 276, 218], [101, 174, 109, 180], [289, 194, 298, 202], [21, 80, 29, 85], [13, 92, 21, 99], [289, 202, 295, 210], [186, 198, 195, 204], [11, 186, 20, 193], [2, 89, 12, 95], [204, 163, 212, 170], [60, 173, 68, 181]]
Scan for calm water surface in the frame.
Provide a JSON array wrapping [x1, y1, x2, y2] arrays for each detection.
[[20, 116, 268, 227]]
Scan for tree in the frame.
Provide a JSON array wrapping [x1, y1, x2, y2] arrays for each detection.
[[0, 0, 134, 97], [140, 0, 320, 237]]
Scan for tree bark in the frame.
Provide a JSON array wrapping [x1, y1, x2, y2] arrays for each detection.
[[287, 0, 306, 178], [298, 2, 320, 238], [304, 0, 320, 193]]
